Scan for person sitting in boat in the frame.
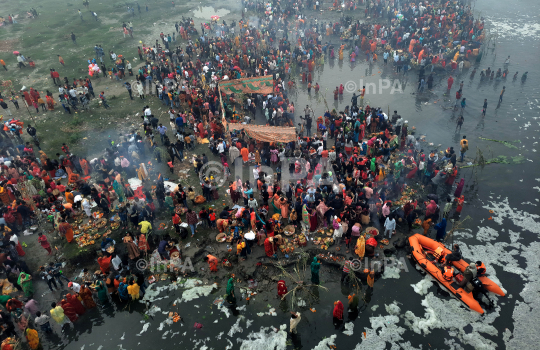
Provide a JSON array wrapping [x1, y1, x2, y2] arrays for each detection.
[[458, 263, 477, 287], [475, 261, 486, 276], [444, 244, 462, 265]]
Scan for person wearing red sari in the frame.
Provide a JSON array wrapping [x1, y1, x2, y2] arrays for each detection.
[[65, 294, 86, 316], [277, 280, 288, 299], [29, 88, 40, 103], [46, 95, 55, 110], [23, 91, 32, 107], [58, 220, 74, 243], [138, 233, 150, 252], [445, 166, 458, 185], [309, 208, 318, 232], [10, 234, 25, 257], [59, 299, 78, 322], [5, 298, 23, 312], [38, 233, 52, 255], [264, 237, 275, 257], [332, 300, 344, 324], [78, 285, 96, 309], [197, 122, 205, 138], [97, 254, 112, 274]]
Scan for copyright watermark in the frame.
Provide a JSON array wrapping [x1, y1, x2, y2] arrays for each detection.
[[348, 257, 408, 273], [199, 161, 228, 187], [345, 79, 404, 95], [136, 257, 194, 273]]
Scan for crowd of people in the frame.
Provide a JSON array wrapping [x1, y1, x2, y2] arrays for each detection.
[[0, 0, 500, 347]]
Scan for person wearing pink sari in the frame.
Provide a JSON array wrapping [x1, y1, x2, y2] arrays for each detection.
[[316, 200, 330, 228], [425, 200, 437, 218]]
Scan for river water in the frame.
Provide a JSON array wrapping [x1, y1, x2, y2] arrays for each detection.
[[42, 1, 540, 349]]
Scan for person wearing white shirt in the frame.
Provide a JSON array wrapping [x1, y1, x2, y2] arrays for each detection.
[[384, 215, 396, 238], [332, 216, 343, 244], [248, 197, 258, 209], [253, 167, 259, 181], [68, 281, 81, 293], [217, 142, 224, 154]]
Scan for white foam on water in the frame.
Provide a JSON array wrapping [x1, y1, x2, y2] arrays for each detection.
[[505, 242, 540, 348], [403, 292, 500, 348], [411, 275, 435, 296], [476, 226, 500, 242], [385, 301, 401, 315], [312, 334, 337, 349], [227, 317, 244, 337], [146, 305, 161, 317], [482, 198, 540, 234], [353, 315, 406, 349], [218, 303, 231, 318], [508, 230, 521, 243], [343, 322, 354, 336], [179, 281, 218, 303], [138, 323, 150, 335], [444, 338, 465, 350], [216, 332, 224, 340], [454, 229, 474, 239], [503, 328, 512, 343], [236, 325, 288, 350], [382, 266, 401, 279], [236, 305, 246, 311], [370, 304, 379, 311]]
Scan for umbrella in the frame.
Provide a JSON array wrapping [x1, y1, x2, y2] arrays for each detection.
[[13, 51, 19, 55], [366, 237, 377, 247], [232, 66, 241, 71], [211, 15, 219, 20]]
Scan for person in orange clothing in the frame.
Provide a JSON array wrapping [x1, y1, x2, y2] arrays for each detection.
[[65, 189, 74, 205], [0, 59, 6, 71], [97, 253, 112, 274], [204, 254, 218, 272], [241, 146, 249, 164], [79, 157, 90, 176], [58, 55, 64, 66], [58, 219, 74, 243]]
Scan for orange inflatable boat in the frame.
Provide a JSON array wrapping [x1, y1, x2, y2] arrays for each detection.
[[409, 234, 505, 314]]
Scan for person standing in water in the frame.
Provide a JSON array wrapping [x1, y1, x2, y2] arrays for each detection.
[[311, 257, 321, 285], [456, 115, 464, 131]]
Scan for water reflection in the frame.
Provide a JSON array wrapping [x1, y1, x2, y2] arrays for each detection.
[[192, 6, 230, 19]]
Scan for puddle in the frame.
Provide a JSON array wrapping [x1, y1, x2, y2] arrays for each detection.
[[192, 6, 230, 19]]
